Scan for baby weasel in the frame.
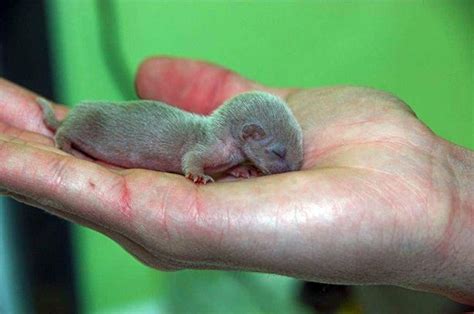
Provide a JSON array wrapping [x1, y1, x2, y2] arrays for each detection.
[[38, 91, 303, 184]]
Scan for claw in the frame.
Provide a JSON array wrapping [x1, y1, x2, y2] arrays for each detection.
[[228, 165, 262, 179], [185, 173, 214, 184]]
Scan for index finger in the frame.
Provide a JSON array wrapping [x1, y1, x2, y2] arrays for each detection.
[[0, 134, 196, 251]]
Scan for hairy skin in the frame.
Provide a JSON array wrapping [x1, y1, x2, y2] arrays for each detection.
[[0, 56, 473, 305]]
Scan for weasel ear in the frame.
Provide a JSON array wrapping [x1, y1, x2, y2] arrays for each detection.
[[241, 123, 266, 141]]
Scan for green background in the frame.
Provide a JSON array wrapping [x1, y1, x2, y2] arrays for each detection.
[[45, 0, 473, 313]]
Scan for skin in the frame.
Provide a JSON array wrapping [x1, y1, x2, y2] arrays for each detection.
[[0, 56, 473, 305], [37, 91, 303, 184]]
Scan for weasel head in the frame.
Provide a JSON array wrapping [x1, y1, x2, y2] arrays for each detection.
[[231, 92, 303, 174]]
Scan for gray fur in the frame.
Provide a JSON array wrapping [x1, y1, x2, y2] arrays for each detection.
[[37, 91, 303, 183], [38, 97, 61, 130]]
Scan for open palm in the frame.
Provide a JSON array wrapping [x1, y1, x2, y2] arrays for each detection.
[[0, 57, 472, 305]]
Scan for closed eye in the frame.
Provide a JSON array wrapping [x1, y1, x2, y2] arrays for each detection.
[[271, 147, 286, 159]]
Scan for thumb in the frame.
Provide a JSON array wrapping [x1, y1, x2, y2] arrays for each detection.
[[134, 56, 292, 114]]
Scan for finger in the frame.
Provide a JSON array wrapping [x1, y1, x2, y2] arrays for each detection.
[[0, 121, 54, 145], [0, 78, 68, 135], [135, 56, 294, 114], [0, 137, 137, 230], [0, 136, 201, 260], [0, 123, 133, 170]]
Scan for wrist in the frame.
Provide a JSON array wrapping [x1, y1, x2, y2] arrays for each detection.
[[447, 142, 474, 222], [418, 141, 474, 305]]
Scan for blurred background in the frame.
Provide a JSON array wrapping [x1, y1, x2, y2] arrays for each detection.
[[0, 0, 472, 313]]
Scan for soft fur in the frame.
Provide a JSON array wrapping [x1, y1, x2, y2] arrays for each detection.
[[37, 91, 303, 183]]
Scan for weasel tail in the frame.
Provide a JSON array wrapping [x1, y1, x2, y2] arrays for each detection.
[[37, 97, 61, 131]]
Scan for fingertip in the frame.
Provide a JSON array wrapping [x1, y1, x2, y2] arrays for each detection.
[[135, 55, 171, 101], [0, 79, 68, 136]]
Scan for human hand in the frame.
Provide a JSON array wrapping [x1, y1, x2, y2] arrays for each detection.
[[0, 57, 472, 305]]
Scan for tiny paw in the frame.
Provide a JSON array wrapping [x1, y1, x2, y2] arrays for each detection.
[[185, 173, 215, 184], [228, 165, 262, 179]]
